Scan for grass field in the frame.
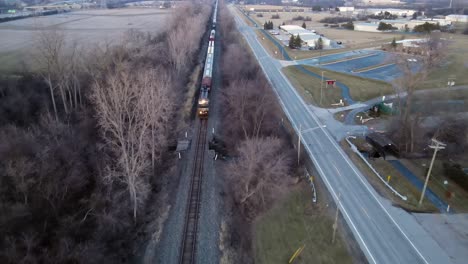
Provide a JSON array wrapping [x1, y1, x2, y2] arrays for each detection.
[[282, 65, 394, 106], [417, 34, 468, 89], [254, 185, 353, 264], [340, 140, 437, 212], [0, 8, 171, 73], [282, 66, 343, 107]]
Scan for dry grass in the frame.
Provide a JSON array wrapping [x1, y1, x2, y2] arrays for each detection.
[[254, 184, 353, 264], [282, 66, 343, 107], [416, 34, 468, 89], [282, 65, 394, 106]]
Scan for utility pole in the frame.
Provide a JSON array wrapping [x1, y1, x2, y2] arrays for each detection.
[[297, 125, 326, 165], [297, 124, 302, 165], [418, 139, 446, 206], [320, 71, 325, 105], [332, 193, 341, 244]]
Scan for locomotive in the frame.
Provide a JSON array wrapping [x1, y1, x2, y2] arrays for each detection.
[[197, 3, 217, 119]]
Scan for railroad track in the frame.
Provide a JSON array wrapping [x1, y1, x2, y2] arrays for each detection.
[[179, 119, 208, 264]]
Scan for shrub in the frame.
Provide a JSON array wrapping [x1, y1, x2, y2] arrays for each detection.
[[292, 15, 305, 21], [377, 22, 396, 31], [263, 20, 274, 30], [271, 14, 280, 19], [413, 22, 440, 33], [304, 16, 312, 21], [443, 163, 468, 192], [319, 16, 355, 24], [257, 13, 263, 17], [342, 21, 354, 30]]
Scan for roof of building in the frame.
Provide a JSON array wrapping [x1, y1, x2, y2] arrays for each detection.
[[355, 22, 378, 26], [366, 133, 396, 148], [280, 25, 305, 31], [446, 14, 468, 18]]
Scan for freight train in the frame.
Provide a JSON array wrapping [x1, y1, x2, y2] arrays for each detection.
[[197, 1, 217, 118]]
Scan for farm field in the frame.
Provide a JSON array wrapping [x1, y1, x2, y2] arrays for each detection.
[[0, 8, 171, 73], [417, 34, 468, 89]]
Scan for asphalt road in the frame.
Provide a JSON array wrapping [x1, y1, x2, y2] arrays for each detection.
[[231, 6, 453, 264]]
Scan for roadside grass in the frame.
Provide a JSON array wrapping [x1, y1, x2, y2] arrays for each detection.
[[282, 65, 394, 106], [255, 30, 287, 60], [340, 140, 437, 212], [234, 6, 255, 27], [303, 66, 394, 102], [334, 110, 349, 122], [254, 185, 353, 264], [401, 159, 468, 213], [0, 51, 29, 74], [416, 34, 468, 89], [282, 66, 342, 107]]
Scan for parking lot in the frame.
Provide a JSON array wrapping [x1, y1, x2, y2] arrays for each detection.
[[296, 50, 419, 82]]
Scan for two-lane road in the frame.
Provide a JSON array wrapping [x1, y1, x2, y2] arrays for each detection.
[[230, 6, 453, 264]]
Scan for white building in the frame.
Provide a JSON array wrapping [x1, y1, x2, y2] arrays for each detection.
[[279, 25, 330, 48], [355, 8, 416, 17], [338, 6, 355, 12], [354, 22, 380, 32], [299, 34, 331, 48], [354, 19, 451, 32], [355, 0, 403, 5], [445, 14, 468, 23]]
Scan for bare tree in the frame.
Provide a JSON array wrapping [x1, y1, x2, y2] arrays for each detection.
[[138, 68, 174, 171], [167, 3, 210, 75], [35, 29, 65, 120], [225, 137, 292, 220], [393, 33, 447, 153], [221, 78, 278, 142], [91, 64, 153, 220]]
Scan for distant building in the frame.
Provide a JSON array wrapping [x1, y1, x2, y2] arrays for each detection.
[[354, 22, 380, 32], [355, 8, 416, 17], [354, 19, 451, 32], [354, 0, 403, 6], [338, 6, 355, 12], [279, 25, 330, 48], [445, 14, 468, 23]]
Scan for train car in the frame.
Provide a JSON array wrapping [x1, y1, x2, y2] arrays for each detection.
[[197, 88, 210, 118], [197, 1, 217, 118]]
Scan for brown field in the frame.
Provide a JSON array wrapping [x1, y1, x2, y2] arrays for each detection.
[[0, 8, 171, 72]]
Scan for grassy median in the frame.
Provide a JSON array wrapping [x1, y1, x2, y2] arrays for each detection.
[[254, 185, 353, 264], [282, 65, 394, 107]]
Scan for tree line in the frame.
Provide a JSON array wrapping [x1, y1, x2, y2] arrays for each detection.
[[389, 32, 468, 160], [219, 0, 294, 229], [0, 2, 211, 263]]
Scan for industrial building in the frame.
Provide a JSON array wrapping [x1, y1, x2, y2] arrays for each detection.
[[354, 18, 451, 32], [445, 14, 468, 23], [279, 25, 330, 48]]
